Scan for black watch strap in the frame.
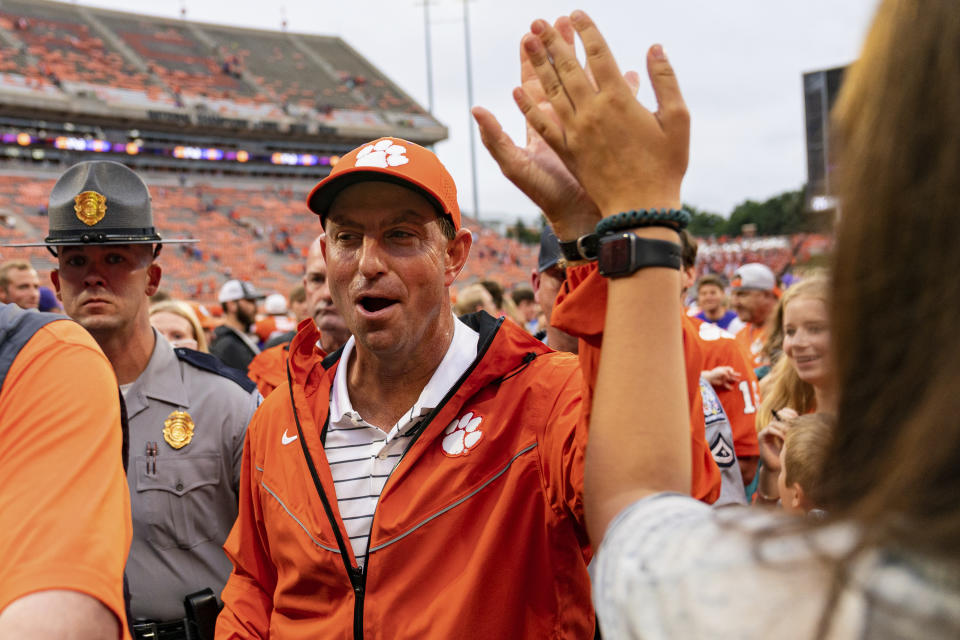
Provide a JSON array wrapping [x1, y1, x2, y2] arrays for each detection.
[[558, 233, 599, 262], [598, 233, 682, 277]]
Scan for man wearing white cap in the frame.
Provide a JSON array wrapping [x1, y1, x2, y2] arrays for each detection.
[[211, 279, 262, 370], [730, 263, 779, 371]]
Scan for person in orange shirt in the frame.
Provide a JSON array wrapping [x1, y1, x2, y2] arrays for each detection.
[[680, 233, 760, 484], [0, 303, 131, 639], [730, 262, 779, 375]]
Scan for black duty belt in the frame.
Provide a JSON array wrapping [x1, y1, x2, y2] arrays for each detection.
[[131, 618, 192, 640]]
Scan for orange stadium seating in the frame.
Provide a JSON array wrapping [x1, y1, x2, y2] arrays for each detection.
[[0, 0, 427, 121], [0, 172, 540, 306]]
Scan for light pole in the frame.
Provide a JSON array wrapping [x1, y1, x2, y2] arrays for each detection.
[[462, 0, 480, 221], [422, 0, 435, 114]]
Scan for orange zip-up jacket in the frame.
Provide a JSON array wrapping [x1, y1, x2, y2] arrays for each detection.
[[217, 313, 595, 639], [551, 262, 722, 503]]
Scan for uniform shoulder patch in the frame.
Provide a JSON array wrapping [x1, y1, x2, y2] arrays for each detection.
[[710, 431, 736, 468], [175, 347, 257, 393]]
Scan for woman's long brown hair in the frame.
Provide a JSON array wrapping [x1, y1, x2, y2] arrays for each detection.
[[826, 0, 960, 557]]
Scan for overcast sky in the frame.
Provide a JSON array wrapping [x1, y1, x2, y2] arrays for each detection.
[[79, 0, 880, 224]]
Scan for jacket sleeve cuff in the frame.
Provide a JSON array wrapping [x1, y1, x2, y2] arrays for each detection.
[[552, 262, 605, 347]]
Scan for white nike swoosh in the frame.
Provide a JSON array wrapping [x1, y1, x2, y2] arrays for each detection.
[[281, 430, 298, 445]]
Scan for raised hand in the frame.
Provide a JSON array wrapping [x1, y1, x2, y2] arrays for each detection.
[[472, 17, 640, 241], [515, 11, 689, 218]]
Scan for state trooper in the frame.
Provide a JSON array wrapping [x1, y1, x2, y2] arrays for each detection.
[[10, 160, 260, 640]]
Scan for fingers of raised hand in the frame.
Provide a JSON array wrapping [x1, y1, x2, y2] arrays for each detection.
[[472, 106, 517, 165], [569, 10, 624, 92], [646, 44, 690, 155], [513, 85, 566, 155], [519, 43, 545, 100], [554, 15, 575, 45], [521, 28, 577, 120], [521, 32, 576, 123], [623, 70, 641, 97]]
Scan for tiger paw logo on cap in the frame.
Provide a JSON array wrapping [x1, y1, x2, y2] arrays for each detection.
[[441, 412, 483, 457], [355, 139, 409, 169]]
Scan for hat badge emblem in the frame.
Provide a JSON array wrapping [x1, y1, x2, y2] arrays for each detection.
[[74, 190, 107, 226], [163, 410, 195, 449]]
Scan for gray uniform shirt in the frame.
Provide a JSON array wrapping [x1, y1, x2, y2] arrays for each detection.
[[124, 331, 259, 620]]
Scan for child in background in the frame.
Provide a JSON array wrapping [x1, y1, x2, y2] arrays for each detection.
[[757, 412, 834, 513]]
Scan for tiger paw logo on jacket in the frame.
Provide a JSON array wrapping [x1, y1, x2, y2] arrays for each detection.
[[441, 412, 483, 457]]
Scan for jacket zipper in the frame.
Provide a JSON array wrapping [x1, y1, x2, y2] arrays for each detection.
[[345, 315, 506, 636], [350, 564, 366, 639], [286, 364, 367, 638]]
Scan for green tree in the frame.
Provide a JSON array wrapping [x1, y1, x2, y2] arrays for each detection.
[[684, 202, 726, 237], [723, 187, 808, 236], [506, 217, 540, 245]]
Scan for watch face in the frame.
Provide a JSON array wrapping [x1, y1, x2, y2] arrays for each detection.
[[599, 234, 632, 275]]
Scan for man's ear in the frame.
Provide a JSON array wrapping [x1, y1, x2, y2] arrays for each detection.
[[50, 270, 62, 301], [530, 269, 541, 301], [145, 263, 162, 297], [444, 228, 472, 287]]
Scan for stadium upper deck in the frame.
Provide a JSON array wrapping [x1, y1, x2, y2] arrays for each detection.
[[0, 0, 445, 179]]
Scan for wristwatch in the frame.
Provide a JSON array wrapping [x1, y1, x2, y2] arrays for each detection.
[[597, 233, 682, 277], [558, 233, 599, 263]]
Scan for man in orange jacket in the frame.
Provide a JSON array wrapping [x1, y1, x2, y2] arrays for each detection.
[[247, 236, 349, 397], [218, 139, 597, 638]]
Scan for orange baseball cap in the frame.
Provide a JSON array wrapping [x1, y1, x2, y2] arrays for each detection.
[[307, 137, 461, 230]]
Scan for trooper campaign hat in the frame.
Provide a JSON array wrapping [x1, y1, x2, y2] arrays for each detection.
[[4, 160, 196, 252]]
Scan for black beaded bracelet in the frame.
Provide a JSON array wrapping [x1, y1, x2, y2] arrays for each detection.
[[595, 208, 690, 236]]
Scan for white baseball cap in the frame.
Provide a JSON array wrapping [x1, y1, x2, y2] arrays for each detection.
[[732, 263, 777, 293], [218, 279, 264, 303], [264, 293, 288, 315]]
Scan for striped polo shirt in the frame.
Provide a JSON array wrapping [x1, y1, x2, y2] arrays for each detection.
[[326, 316, 479, 565]]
